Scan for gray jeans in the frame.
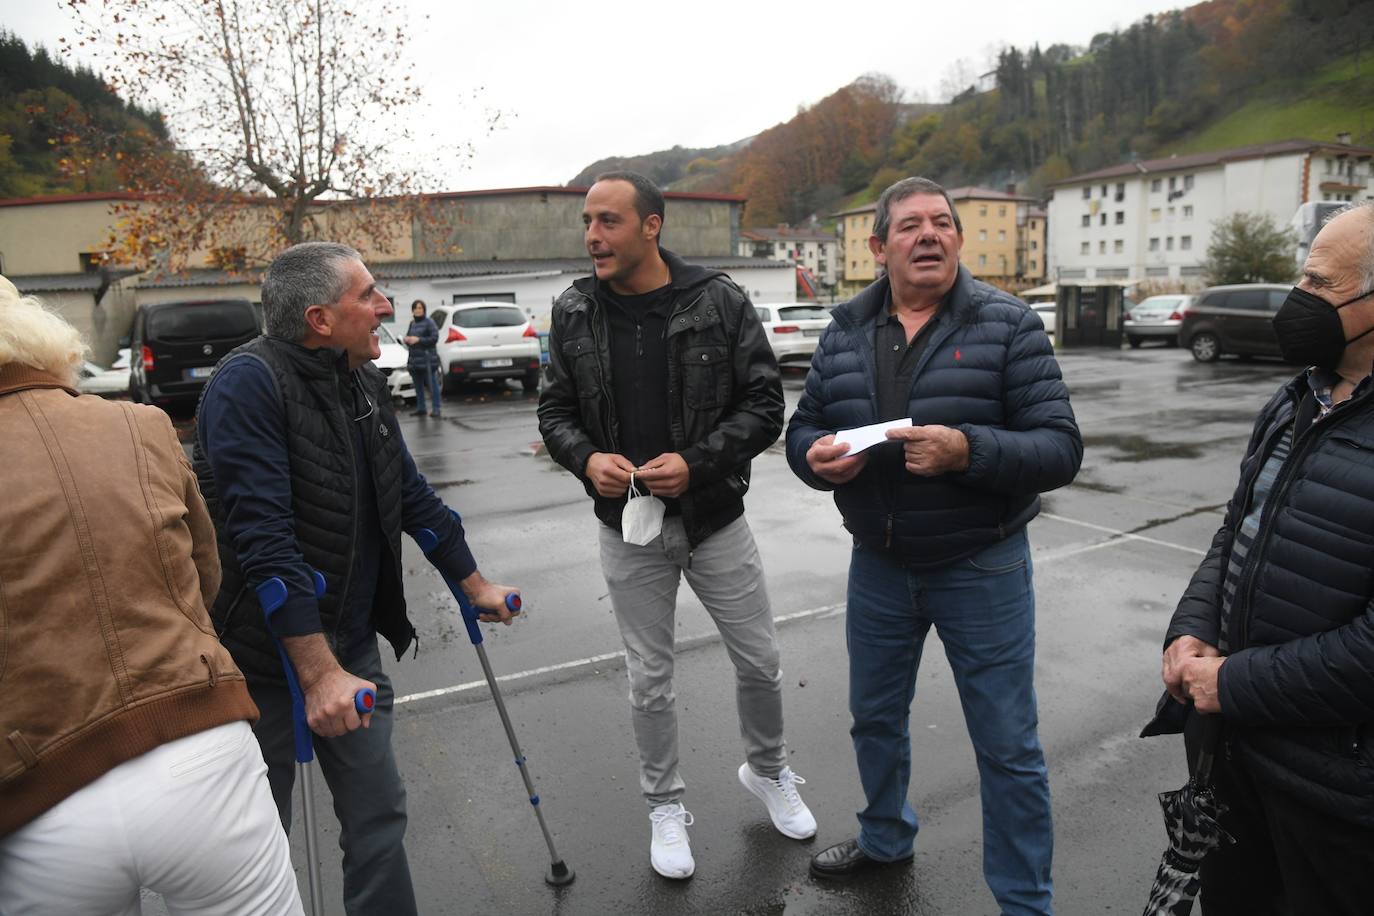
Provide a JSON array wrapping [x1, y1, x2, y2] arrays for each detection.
[[599, 514, 787, 806], [249, 638, 416, 916]]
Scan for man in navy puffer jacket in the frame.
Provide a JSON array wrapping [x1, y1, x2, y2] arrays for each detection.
[[1157, 201, 1374, 915], [786, 177, 1080, 915]]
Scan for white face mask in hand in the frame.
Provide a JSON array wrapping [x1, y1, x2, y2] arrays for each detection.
[[621, 472, 666, 546]]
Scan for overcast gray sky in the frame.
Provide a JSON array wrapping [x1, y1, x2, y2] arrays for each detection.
[[8, 0, 1187, 191]]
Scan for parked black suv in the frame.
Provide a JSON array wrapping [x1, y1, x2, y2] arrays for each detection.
[[1179, 283, 1292, 363], [129, 299, 261, 405]]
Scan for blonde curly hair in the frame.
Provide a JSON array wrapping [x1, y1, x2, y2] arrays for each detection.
[[0, 275, 87, 386]]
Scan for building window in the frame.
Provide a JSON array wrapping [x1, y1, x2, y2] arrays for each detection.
[[1030, 259, 1037, 271], [1080, 242, 1090, 255], [1150, 208, 1161, 222], [1150, 178, 1162, 192], [979, 205, 988, 217], [1100, 213, 1108, 226], [1168, 207, 1176, 221], [1115, 211, 1125, 224], [978, 254, 987, 267], [1099, 240, 1107, 254], [1166, 237, 1174, 251], [978, 229, 988, 241], [1101, 184, 1109, 197], [998, 206, 1007, 217], [1081, 214, 1091, 227], [1149, 238, 1160, 251], [1115, 182, 1125, 201], [79, 251, 113, 272], [1183, 205, 1193, 219], [1183, 174, 1194, 190], [1030, 240, 1038, 251], [997, 230, 1006, 241], [852, 260, 858, 269], [1082, 187, 1091, 200], [1114, 240, 1125, 253], [1181, 235, 1192, 250]]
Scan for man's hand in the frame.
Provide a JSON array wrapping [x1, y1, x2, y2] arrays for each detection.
[[1178, 656, 1226, 714], [461, 570, 521, 626], [637, 452, 690, 498], [806, 434, 869, 484], [1162, 634, 1221, 703], [282, 633, 376, 737], [585, 452, 636, 497], [885, 425, 970, 476]]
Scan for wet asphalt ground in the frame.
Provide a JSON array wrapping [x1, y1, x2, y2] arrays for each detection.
[[151, 344, 1297, 915]]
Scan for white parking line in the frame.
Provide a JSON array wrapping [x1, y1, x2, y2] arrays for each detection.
[[396, 511, 1208, 706], [1037, 512, 1208, 558], [394, 603, 845, 705]]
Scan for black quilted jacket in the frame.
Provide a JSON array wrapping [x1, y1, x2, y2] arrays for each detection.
[[785, 267, 1082, 568], [1166, 372, 1374, 827]]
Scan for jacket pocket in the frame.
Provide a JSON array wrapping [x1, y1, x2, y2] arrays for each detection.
[[561, 336, 601, 399], [681, 344, 730, 410]]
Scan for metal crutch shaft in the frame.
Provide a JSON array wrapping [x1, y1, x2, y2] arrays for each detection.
[[415, 523, 574, 886]]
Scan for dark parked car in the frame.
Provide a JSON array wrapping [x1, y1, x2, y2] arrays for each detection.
[[129, 298, 261, 405], [1179, 283, 1291, 363]]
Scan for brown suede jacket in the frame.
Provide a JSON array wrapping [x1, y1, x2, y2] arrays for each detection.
[[0, 365, 258, 837]]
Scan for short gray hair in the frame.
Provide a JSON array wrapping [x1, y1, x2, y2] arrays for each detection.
[[872, 177, 963, 244], [261, 242, 362, 342], [1325, 200, 1374, 292]]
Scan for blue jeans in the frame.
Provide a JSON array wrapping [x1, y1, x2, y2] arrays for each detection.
[[249, 638, 416, 916], [847, 528, 1052, 916], [409, 365, 441, 415]]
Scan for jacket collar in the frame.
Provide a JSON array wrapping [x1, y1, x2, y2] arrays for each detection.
[[570, 246, 722, 302], [833, 265, 982, 333], [0, 364, 79, 398], [260, 335, 351, 381]]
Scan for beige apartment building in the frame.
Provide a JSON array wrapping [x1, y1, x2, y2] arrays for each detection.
[[831, 187, 1046, 298]]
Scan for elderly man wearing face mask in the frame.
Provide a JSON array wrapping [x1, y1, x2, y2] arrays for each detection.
[[1150, 200, 1374, 915]]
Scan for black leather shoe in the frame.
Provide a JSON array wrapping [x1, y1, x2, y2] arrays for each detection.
[[809, 838, 913, 880]]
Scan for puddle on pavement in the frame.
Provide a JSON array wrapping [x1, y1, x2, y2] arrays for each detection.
[[1071, 477, 1124, 494], [1083, 434, 1204, 462], [427, 478, 475, 489]]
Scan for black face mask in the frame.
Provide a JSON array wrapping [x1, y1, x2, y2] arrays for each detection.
[[1272, 286, 1374, 369]]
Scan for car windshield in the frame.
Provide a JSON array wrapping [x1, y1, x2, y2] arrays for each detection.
[[148, 303, 257, 340], [1138, 296, 1185, 311], [376, 324, 399, 345], [453, 306, 525, 328], [777, 306, 830, 321]]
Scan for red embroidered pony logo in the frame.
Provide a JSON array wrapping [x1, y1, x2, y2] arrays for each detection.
[[955, 349, 962, 361]]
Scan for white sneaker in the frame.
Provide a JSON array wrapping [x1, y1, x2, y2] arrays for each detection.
[[649, 803, 695, 879], [738, 763, 817, 840]]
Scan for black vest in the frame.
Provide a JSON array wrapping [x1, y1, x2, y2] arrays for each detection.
[[193, 336, 414, 680]]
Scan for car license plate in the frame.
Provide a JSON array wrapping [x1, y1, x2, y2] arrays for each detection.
[[803, 329, 822, 337], [480, 358, 513, 368], [188, 366, 214, 379]]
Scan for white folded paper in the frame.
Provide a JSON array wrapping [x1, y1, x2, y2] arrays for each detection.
[[835, 418, 913, 457]]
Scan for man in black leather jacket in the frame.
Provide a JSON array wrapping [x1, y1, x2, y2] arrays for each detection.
[[538, 172, 814, 880], [1158, 201, 1374, 915]]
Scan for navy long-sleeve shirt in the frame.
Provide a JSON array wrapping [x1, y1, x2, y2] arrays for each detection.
[[198, 355, 477, 642]]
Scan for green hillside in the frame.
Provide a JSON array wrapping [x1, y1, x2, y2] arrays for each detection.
[[1167, 55, 1374, 153]]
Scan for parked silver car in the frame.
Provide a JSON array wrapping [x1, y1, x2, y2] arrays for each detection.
[[1124, 295, 1192, 348], [753, 303, 832, 365]]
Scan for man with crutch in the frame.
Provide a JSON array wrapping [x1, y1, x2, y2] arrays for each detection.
[[195, 241, 518, 915]]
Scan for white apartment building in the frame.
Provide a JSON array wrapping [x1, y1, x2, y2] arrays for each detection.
[[1046, 138, 1374, 288], [736, 226, 840, 290]]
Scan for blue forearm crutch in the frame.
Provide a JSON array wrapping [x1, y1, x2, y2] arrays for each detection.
[[415, 518, 575, 887], [259, 572, 377, 916]]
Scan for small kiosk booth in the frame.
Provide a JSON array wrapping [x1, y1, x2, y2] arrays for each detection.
[[1054, 282, 1125, 349]]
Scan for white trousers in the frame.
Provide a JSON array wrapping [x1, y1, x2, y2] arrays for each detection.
[[0, 720, 303, 916]]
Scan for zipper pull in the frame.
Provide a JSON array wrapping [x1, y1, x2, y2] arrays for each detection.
[[885, 514, 894, 549], [636, 322, 643, 358]]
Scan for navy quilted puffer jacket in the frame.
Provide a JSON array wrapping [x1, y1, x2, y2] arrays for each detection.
[[1166, 372, 1374, 828], [785, 267, 1082, 569]]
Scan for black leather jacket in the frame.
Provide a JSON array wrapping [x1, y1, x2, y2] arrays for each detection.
[[537, 248, 783, 548]]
